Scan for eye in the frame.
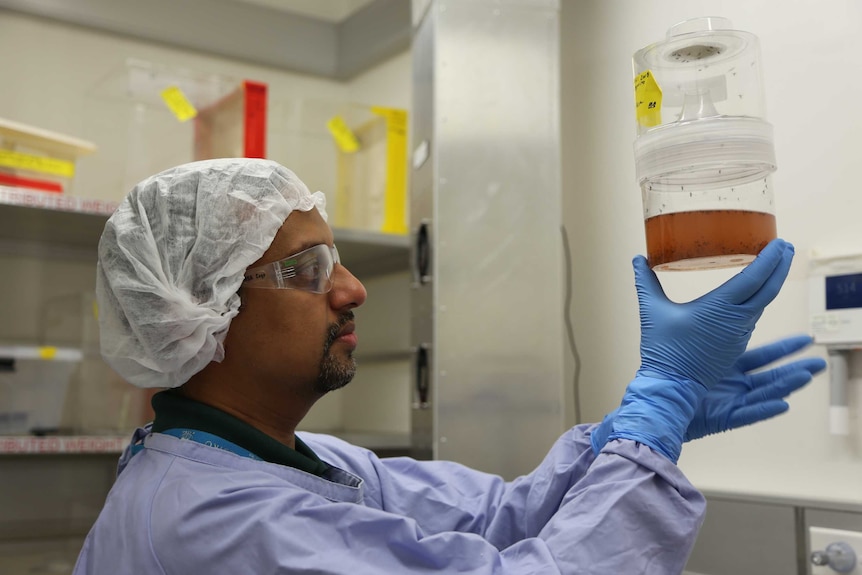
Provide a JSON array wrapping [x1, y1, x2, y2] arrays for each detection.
[[290, 255, 321, 288], [296, 260, 319, 279]]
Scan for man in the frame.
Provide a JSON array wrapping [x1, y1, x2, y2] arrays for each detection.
[[74, 158, 825, 574]]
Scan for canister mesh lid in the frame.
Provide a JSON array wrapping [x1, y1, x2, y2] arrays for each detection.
[[636, 29, 753, 70]]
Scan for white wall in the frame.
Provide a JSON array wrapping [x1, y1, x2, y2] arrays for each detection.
[[561, 1, 862, 504]]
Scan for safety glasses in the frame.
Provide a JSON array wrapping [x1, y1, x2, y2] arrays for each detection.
[[242, 244, 340, 294]]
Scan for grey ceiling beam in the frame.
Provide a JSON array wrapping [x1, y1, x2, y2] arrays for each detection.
[[0, 0, 338, 76], [337, 0, 411, 80]]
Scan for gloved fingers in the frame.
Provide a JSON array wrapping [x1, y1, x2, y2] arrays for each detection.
[[710, 239, 793, 306], [744, 359, 824, 402], [727, 400, 789, 429], [735, 334, 815, 373], [633, 255, 668, 304], [744, 243, 795, 310], [747, 356, 828, 388]]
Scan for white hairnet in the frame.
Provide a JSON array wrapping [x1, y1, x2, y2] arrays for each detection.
[[96, 158, 327, 388]]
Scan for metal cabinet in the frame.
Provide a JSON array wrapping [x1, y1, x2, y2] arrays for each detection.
[[409, 0, 565, 477]]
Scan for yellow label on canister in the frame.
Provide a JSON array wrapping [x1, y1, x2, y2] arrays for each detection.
[[326, 116, 360, 153], [0, 149, 75, 178], [160, 86, 198, 122], [38, 347, 57, 360], [371, 106, 408, 235], [634, 70, 662, 127]]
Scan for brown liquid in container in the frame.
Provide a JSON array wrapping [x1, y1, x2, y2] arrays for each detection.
[[644, 209, 776, 270]]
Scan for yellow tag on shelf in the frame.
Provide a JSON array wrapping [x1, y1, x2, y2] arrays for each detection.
[[0, 149, 75, 178], [38, 346, 57, 360], [160, 86, 198, 122], [634, 70, 662, 127], [371, 106, 408, 235], [326, 116, 360, 153]]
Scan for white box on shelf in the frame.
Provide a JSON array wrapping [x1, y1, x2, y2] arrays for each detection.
[[0, 118, 96, 195]]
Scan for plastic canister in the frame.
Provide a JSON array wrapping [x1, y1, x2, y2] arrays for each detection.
[[633, 17, 777, 270]]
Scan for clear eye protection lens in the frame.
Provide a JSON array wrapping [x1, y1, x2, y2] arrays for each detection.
[[243, 244, 339, 293]]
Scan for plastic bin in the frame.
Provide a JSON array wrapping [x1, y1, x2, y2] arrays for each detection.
[[0, 346, 82, 435], [80, 58, 267, 201], [269, 99, 408, 235], [39, 291, 155, 435]]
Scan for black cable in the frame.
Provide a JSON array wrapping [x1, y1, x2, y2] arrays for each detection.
[[560, 224, 581, 425]]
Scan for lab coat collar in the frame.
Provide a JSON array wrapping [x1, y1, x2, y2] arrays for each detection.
[[142, 430, 366, 504]]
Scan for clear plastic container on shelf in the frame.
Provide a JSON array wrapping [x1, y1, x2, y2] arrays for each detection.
[[269, 99, 408, 235], [40, 291, 155, 435], [632, 17, 777, 271], [0, 346, 82, 435], [79, 59, 266, 201]]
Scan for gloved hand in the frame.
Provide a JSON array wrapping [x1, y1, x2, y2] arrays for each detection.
[[591, 334, 826, 453], [684, 334, 826, 440], [597, 238, 795, 463]]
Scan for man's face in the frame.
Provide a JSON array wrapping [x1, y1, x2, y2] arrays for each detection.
[[222, 208, 367, 398]]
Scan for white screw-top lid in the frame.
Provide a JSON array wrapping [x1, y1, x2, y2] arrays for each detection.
[[634, 116, 775, 189]]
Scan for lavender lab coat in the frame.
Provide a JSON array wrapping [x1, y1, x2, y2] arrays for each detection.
[[73, 425, 705, 574]]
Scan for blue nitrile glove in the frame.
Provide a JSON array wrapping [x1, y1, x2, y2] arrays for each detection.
[[591, 334, 826, 454], [684, 334, 826, 440], [594, 238, 795, 463]]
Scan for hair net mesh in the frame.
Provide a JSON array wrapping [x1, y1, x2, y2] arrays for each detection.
[[96, 158, 327, 388]]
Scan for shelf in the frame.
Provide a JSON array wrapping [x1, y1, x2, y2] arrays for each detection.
[[333, 227, 410, 278], [0, 186, 410, 276], [324, 431, 413, 456], [0, 186, 118, 259], [326, 431, 412, 451], [0, 538, 84, 575], [355, 349, 413, 363], [0, 432, 412, 456], [0, 435, 127, 455]]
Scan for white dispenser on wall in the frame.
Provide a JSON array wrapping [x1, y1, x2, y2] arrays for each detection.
[[809, 251, 862, 436]]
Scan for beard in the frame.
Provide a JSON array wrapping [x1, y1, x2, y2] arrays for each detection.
[[314, 311, 357, 394]]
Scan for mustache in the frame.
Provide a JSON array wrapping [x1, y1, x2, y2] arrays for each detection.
[[323, 311, 355, 349]]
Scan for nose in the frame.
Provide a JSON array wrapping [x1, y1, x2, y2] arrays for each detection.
[[330, 264, 367, 311]]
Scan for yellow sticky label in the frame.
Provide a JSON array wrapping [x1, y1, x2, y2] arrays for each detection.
[[160, 86, 198, 122], [38, 347, 57, 360], [634, 70, 662, 127], [371, 107, 408, 235], [0, 149, 75, 178], [326, 116, 360, 153]]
